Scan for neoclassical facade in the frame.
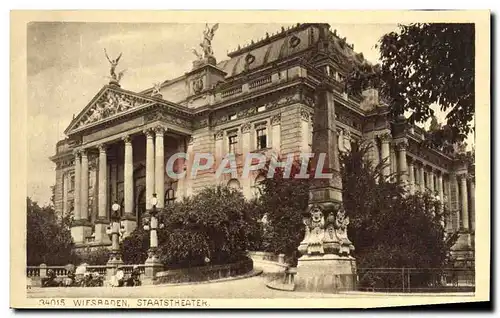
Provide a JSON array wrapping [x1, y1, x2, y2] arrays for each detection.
[[50, 23, 475, 264]]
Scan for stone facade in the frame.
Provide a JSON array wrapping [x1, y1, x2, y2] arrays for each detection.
[[50, 23, 475, 265]]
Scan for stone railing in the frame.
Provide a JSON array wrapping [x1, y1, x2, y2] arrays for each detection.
[[26, 263, 148, 287], [249, 75, 272, 89], [221, 86, 243, 98], [154, 257, 253, 285], [247, 251, 285, 264]]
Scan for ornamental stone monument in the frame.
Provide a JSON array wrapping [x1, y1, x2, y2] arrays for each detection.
[[295, 83, 357, 293]]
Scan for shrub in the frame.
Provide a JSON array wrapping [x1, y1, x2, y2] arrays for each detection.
[[72, 247, 110, 265], [121, 228, 150, 264], [157, 186, 256, 268], [121, 186, 258, 269], [27, 197, 74, 265]]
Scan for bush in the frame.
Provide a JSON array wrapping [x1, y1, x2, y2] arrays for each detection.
[[157, 186, 256, 268], [27, 197, 74, 265], [121, 228, 149, 264], [73, 247, 110, 265], [121, 186, 259, 269]]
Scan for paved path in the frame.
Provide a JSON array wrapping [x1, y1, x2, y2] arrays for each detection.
[[27, 273, 475, 300], [28, 275, 348, 299]]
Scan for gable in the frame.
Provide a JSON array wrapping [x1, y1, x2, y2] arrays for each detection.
[[65, 86, 155, 135]]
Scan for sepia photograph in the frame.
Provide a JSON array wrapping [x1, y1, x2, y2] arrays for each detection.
[[10, 10, 490, 309]]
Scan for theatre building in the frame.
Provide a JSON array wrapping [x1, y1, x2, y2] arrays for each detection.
[[50, 23, 475, 265]]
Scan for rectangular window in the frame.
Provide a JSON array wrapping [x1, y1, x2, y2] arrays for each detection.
[[228, 134, 239, 154], [256, 126, 267, 150]]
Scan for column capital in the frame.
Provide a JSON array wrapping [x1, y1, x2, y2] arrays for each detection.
[[215, 130, 224, 140], [122, 135, 133, 144], [154, 125, 166, 135], [143, 128, 155, 138], [299, 108, 310, 122], [378, 132, 392, 143], [241, 122, 252, 134], [395, 140, 408, 151], [188, 136, 194, 145], [73, 149, 81, 157], [271, 113, 281, 126], [80, 148, 89, 157], [97, 143, 108, 153]]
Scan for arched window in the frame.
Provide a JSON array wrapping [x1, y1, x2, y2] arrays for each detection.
[[165, 188, 176, 205], [227, 178, 241, 190]]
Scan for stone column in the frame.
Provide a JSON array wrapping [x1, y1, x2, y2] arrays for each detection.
[[460, 174, 469, 230], [185, 137, 194, 198], [214, 130, 224, 170], [144, 129, 155, 211], [271, 113, 281, 153], [396, 140, 408, 185], [379, 133, 391, 177], [80, 149, 89, 221], [154, 126, 165, 209], [469, 177, 475, 231], [241, 123, 252, 199], [429, 169, 435, 195], [300, 108, 310, 154], [408, 159, 415, 194], [62, 173, 69, 216], [419, 164, 426, 192], [122, 135, 136, 234], [70, 151, 82, 243], [438, 173, 444, 211], [175, 137, 187, 200], [95, 144, 110, 244]]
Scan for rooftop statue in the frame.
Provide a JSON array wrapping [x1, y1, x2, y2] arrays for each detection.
[[199, 23, 219, 58], [104, 48, 126, 84], [151, 82, 162, 97]]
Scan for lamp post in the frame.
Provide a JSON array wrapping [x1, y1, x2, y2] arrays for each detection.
[[143, 194, 164, 283], [144, 193, 162, 264], [106, 202, 125, 266]]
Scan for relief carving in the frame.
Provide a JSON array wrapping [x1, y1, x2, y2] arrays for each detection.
[[75, 90, 150, 129]]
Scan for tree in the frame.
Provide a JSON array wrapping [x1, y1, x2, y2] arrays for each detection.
[[26, 197, 75, 265], [122, 185, 258, 268], [340, 142, 458, 289], [256, 160, 310, 265], [346, 23, 474, 145]]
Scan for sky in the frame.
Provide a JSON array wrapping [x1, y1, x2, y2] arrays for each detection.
[[26, 22, 473, 205]]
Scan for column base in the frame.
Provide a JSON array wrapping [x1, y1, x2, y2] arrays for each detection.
[[295, 254, 357, 293], [121, 214, 137, 238], [71, 223, 93, 244], [94, 223, 111, 245], [451, 231, 473, 251]]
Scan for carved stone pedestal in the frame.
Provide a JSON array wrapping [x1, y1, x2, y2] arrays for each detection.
[[71, 221, 92, 244], [106, 253, 124, 280], [94, 221, 111, 245], [143, 249, 163, 285], [295, 254, 357, 293], [453, 231, 473, 250]]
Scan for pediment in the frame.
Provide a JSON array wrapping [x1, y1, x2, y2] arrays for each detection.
[[65, 86, 155, 135]]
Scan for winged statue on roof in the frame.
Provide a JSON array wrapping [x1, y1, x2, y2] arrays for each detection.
[[104, 48, 126, 84], [200, 23, 219, 58]]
